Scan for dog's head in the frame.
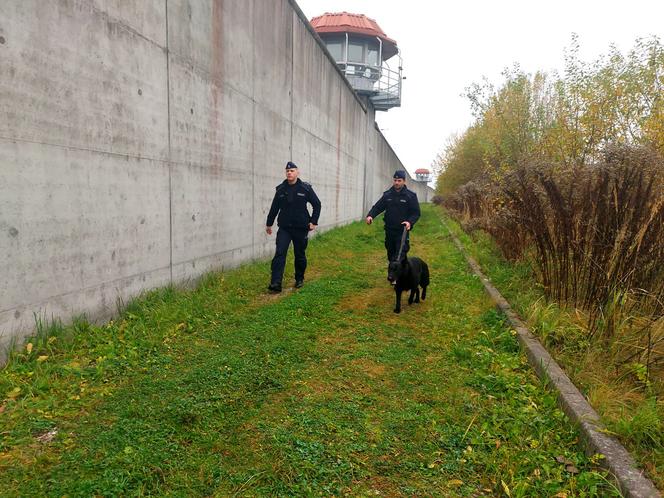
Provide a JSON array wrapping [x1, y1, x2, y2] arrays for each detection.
[[387, 259, 406, 285]]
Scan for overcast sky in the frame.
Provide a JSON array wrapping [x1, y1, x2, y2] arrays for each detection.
[[295, 0, 663, 176]]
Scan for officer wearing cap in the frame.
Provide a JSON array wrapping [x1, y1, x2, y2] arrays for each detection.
[[266, 161, 322, 292], [366, 170, 421, 262]]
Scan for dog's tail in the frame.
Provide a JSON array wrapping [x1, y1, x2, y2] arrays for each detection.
[[421, 261, 430, 300]]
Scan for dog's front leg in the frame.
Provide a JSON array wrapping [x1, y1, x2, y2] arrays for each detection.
[[408, 289, 415, 304], [394, 289, 402, 313]]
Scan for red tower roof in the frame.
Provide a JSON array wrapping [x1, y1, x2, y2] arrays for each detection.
[[310, 12, 398, 60], [415, 168, 431, 174]]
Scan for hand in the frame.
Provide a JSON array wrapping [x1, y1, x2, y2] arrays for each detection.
[[266, 226, 273, 235], [366, 216, 373, 225], [308, 223, 317, 231], [402, 221, 411, 231]]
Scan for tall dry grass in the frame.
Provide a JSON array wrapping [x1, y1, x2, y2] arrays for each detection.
[[434, 39, 664, 479], [442, 145, 664, 374], [434, 37, 664, 380]]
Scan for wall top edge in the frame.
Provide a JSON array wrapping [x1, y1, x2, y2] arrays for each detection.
[[374, 123, 414, 179], [287, 0, 368, 114]]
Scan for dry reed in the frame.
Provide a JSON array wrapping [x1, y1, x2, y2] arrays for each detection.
[[443, 145, 664, 373]]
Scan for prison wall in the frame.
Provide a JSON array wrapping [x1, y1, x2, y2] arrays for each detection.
[[0, 0, 432, 355]]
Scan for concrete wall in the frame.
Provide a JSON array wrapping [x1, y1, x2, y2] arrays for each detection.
[[0, 0, 432, 355]]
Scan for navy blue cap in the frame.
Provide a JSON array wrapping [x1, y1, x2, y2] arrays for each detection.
[[393, 170, 406, 180], [286, 161, 298, 169]]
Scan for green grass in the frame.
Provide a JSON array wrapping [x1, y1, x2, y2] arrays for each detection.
[[0, 205, 619, 496], [441, 208, 663, 493]]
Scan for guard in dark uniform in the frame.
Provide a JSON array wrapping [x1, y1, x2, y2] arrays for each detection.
[[366, 170, 421, 262], [266, 161, 322, 292]]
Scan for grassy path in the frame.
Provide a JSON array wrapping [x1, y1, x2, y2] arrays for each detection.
[[1, 205, 618, 496]]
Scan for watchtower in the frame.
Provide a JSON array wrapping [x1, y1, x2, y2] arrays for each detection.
[[310, 12, 402, 111], [414, 169, 432, 182]]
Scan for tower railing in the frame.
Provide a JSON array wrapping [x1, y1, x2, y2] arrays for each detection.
[[334, 55, 402, 110]]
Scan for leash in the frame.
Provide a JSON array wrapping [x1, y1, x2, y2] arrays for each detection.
[[394, 225, 408, 262]]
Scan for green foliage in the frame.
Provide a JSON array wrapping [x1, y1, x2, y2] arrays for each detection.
[[435, 35, 664, 195], [612, 398, 663, 449], [437, 35, 664, 385], [434, 127, 489, 196]]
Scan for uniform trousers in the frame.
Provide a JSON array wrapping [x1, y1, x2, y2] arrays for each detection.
[[271, 227, 309, 285], [385, 227, 409, 262]]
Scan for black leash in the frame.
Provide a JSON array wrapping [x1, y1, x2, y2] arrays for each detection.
[[394, 225, 408, 262]]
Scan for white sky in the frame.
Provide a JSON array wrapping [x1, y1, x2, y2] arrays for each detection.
[[295, 0, 663, 176]]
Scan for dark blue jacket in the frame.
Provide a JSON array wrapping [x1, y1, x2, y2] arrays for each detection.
[[266, 179, 321, 229], [367, 185, 420, 230]]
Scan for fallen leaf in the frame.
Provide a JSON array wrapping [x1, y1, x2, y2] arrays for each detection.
[[36, 428, 58, 443], [37, 355, 48, 363], [555, 455, 572, 465], [447, 479, 463, 487], [501, 480, 512, 497], [565, 464, 579, 474], [6, 387, 21, 399], [26, 343, 33, 354]]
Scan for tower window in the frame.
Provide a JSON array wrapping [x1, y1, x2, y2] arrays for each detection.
[[368, 47, 379, 67], [348, 42, 364, 63], [326, 40, 343, 61]]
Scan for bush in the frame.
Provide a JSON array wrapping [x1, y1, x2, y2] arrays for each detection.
[[436, 36, 664, 376], [445, 145, 664, 372]]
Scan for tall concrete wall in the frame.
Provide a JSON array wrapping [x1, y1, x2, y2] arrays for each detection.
[[0, 0, 432, 354]]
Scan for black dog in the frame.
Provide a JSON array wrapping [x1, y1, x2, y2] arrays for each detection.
[[387, 256, 430, 313]]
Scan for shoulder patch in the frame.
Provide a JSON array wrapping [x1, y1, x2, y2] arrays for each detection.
[[300, 181, 312, 191]]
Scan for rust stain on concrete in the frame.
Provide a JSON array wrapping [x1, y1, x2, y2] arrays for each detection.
[[210, 0, 225, 170], [336, 87, 342, 222]]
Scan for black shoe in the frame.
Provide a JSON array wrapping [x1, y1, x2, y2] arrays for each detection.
[[267, 283, 282, 293], [295, 280, 304, 289]]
